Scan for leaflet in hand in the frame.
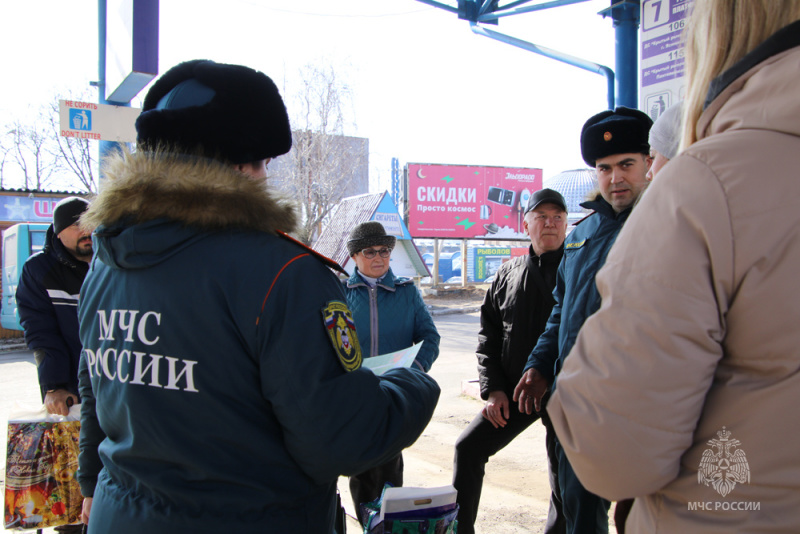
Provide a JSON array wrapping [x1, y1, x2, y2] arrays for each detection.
[[362, 341, 423, 375]]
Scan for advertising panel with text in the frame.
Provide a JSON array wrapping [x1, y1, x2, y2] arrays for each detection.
[[407, 163, 543, 239]]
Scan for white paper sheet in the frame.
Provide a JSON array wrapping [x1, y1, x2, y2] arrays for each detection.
[[361, 341, 423, 376]]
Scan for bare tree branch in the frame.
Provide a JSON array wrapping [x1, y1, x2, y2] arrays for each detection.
[[271, 63, 367, 245], [4, 117, 57, 190], [1, 89, 98, 193], [45, 98, 97, 193]]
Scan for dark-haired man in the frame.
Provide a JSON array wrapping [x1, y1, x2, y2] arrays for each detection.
[[17, 196, 92, 416], [514, 107, 653, 533], [17, 195, 92, 533]]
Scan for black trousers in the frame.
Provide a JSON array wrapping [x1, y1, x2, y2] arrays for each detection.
[[453, 401, 565, 534], [349, 453, 404, 526]]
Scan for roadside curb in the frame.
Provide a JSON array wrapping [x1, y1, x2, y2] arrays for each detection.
[[0, 341, 27, 353], [429, 306, 481, 317], [461, 378, 481, 400]]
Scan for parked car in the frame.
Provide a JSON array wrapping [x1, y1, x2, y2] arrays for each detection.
[[483, 274, 495, 284], [445, 276, 463, 284]]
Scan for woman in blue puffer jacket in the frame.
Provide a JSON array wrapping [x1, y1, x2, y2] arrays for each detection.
[[344, 221, 440, 525]]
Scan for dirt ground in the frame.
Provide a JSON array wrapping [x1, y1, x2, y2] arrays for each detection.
[[337, 296, 583, 534], [422, 283, 488, 310], [336, 285, 619, 533]]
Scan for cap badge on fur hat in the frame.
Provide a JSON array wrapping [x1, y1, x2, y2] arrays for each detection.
[[581, 106, 653, 167]]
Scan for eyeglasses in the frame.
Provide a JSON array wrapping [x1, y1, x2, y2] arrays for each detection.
[[360, 247, 392, 259]]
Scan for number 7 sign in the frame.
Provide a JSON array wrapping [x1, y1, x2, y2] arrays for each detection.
[[643, 0, 671, 30]]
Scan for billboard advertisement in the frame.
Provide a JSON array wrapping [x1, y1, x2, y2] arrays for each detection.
[[406, 163, 543, 239]]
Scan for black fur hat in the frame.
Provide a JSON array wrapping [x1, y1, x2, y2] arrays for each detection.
[[136, 60, 292, 164], [580, 106, 653, 167], [347, 222, 396, 256]]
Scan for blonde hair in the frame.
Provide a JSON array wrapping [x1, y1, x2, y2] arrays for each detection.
[[681, 0, 800, 149]]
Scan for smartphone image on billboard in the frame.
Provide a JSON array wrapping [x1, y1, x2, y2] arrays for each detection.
[[487, 187, 517, 207]]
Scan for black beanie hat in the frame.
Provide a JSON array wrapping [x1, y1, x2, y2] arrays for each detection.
[[135, 60, 292, 164], [53, 197, 90, 235], [347, 222, 396, 256], [580, 106, 653, 167]]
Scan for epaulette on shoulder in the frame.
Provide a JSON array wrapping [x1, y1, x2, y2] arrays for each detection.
[[277, 231, 347, 276], [572, 211, 596, 226]]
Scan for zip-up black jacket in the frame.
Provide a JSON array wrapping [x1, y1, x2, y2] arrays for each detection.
[[476, 245, 564, 399], [16, 224, 89, 397]]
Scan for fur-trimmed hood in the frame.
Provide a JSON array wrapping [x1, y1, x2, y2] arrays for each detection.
[[81, 149, 297, 234]]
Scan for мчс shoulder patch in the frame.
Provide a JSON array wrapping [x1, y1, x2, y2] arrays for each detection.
[[322, 301, 362, 372]]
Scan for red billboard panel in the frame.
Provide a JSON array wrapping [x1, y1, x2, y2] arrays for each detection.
[[407, 163, 543, 239]]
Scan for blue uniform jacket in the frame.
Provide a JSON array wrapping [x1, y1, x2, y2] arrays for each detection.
[[345, 268, 440, 372], [525, 196, 632, 383], [76, 152, 440, 534], [16, 224, 88, 397]]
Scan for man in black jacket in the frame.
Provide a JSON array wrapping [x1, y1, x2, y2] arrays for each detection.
[[453, 188, 568, 534], [17, 196, 92, 416]]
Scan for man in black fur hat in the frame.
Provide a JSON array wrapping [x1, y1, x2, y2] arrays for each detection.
[[76, 60, 440, 534], [514, 107, 653, 534]]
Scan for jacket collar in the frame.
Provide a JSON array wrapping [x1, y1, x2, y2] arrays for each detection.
[[347, 267, 397, 291], [527, 245, 564, 266], [82, 150, 297, 234], [45, 224, 86, 270], [704, 20, 800, 109], [580, 195, 632, 222]]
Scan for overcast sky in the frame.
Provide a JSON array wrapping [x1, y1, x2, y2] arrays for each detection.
[[1, 0, 617, 191]]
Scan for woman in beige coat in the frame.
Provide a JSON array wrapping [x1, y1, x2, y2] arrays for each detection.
[[546, 2, 800, 532]]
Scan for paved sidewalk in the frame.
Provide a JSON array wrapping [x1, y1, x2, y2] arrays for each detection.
[[422, 285, 485, 317]]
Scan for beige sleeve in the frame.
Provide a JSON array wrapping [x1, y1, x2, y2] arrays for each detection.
[[546, 154, 734, 500]]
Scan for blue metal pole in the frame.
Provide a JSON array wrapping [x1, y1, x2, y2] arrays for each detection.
[[610, 1, 640, 108], [470, 23, 615, 109], [98, 0, 113, 168], [98, 0, 128, 180]]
